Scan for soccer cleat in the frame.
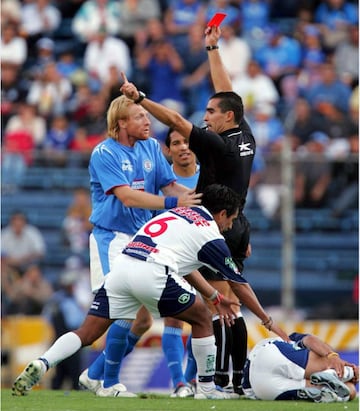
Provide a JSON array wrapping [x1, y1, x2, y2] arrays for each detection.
[[12, 359, 47, 396], [297, 387, 338, 403], [96, 382, 137, 397], [310, 370, 350, 399], [78, 368, 102, 393], [170, 383, 194, 398], [195, 384, 240, 399]]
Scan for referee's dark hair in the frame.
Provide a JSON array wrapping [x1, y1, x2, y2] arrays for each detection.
[[201, 184, 241, 217]]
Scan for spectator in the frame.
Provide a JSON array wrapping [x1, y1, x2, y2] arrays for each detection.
[[233, 59, 279, 117], [304, 61, 352, 114], [117, 0, 161, 54], [1, 211, 46, 275], [0, 21, 27, 67], [83, 26, 132, 86], [240, 0, 270, 45], [42, 114, 74, 167], [2, 262, 53, 315], [314, 0, 358, 52], [56, 50, 84, 82], [1, 0, 22, 26], [19, 0, 61, 57], [1, 62, 29, 134], [329, 134, 358, 218], [2, 102, 46, 188], [294, 132, 332, 209], [42, 267, 87, 390], [163, 0, 206, 54], [27, 61, 73, 120], [136, 37, 185, 142], [26, 37, 56, 80], [180, 24, 212, 119], [132, 17, 167, 91], [71, 0, 121, 43], [248, 103, 285, 219], [255, 25, 302, 97], [285, 97, 327, 150], [62, 187, 93, 258], [76, 91, 108, 137], [1, 211, 51, 315], [333, 23, 359, 88], [217, 23, 252, 83]]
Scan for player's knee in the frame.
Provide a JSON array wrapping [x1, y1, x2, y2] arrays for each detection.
[[131, 314, 153, 335]]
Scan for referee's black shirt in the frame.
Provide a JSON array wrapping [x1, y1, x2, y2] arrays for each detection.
[[189, 118, 256, 209]]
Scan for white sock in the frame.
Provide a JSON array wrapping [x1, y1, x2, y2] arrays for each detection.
[[191, 335, 216, 388], [41, 332, 82, 368]]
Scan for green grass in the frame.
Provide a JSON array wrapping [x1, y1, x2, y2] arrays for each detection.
[[1, 390, 358, 411]]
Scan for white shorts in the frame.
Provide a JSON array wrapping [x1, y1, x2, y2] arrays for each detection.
[[89, 230, 132, 292], [89, 254, 196, 320], [249, 341, 306, 400]]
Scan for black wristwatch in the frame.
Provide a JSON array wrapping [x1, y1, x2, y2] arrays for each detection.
[[134, 91, 146, 104]]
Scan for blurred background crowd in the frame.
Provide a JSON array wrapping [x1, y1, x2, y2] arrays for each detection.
[[1, 0, 358, 317]]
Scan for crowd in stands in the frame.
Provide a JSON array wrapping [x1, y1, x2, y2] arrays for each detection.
[[0, 1, 358, 340], [1, 0, 358, 217]]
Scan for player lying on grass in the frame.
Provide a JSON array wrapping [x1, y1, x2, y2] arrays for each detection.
[[12, 184, 287, 400], [242, 332, 359, 403]]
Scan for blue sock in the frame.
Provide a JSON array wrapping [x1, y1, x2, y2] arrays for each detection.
[[184, 333, 197, 383], [88, 351, 105, 380], [125, 331, 141, 356], [162, 326, 186, 388], [103, 320, 131, 388]]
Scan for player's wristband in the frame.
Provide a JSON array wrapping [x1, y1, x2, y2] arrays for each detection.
[[261, 316, 273, 330], [164, 197, 178, 209], [212, 292, 224, 306], [206, 45, 219, 51]]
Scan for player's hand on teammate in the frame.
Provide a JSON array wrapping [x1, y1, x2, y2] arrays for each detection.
[[177, 189, 202, 207], [215, 296, 240, 327], [267, 320, 291, 342]]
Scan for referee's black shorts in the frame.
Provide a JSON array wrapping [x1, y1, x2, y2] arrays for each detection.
[[200, 213, 250, 281]]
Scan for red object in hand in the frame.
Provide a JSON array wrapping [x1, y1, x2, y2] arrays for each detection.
[[207, 12, 227, 28]]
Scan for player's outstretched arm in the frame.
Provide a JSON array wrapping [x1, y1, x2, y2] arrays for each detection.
[[120, 72, 193, 139]]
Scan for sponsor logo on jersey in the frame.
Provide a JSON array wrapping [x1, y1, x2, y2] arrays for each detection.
[[225, 256, 239, 273], [143, 159, 153, 172], [178, 293, 191, 304], [131, 180, 145, 190], [238, 142, 254, 157], [122, 159, 133, 171]]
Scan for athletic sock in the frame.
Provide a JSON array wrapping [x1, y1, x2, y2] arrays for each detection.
[[162, 326, 186, 387], [212, 317, 231, 387], [41, 332, 82, 368], [191, 335, 216, 385], [88, 351, 105, 380], [103, 320, 131, 388], [124, 331, 141, 356], [231, 315, 248, 388], [184, 333, 197, 383]]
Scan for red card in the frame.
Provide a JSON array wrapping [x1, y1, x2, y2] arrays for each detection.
[[207, 12, 227, 27]]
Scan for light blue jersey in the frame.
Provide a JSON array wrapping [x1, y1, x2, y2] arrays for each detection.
[[89, 137, 176, 234]]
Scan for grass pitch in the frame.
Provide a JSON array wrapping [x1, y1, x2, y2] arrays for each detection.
[[2, 390, 359, 411]]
